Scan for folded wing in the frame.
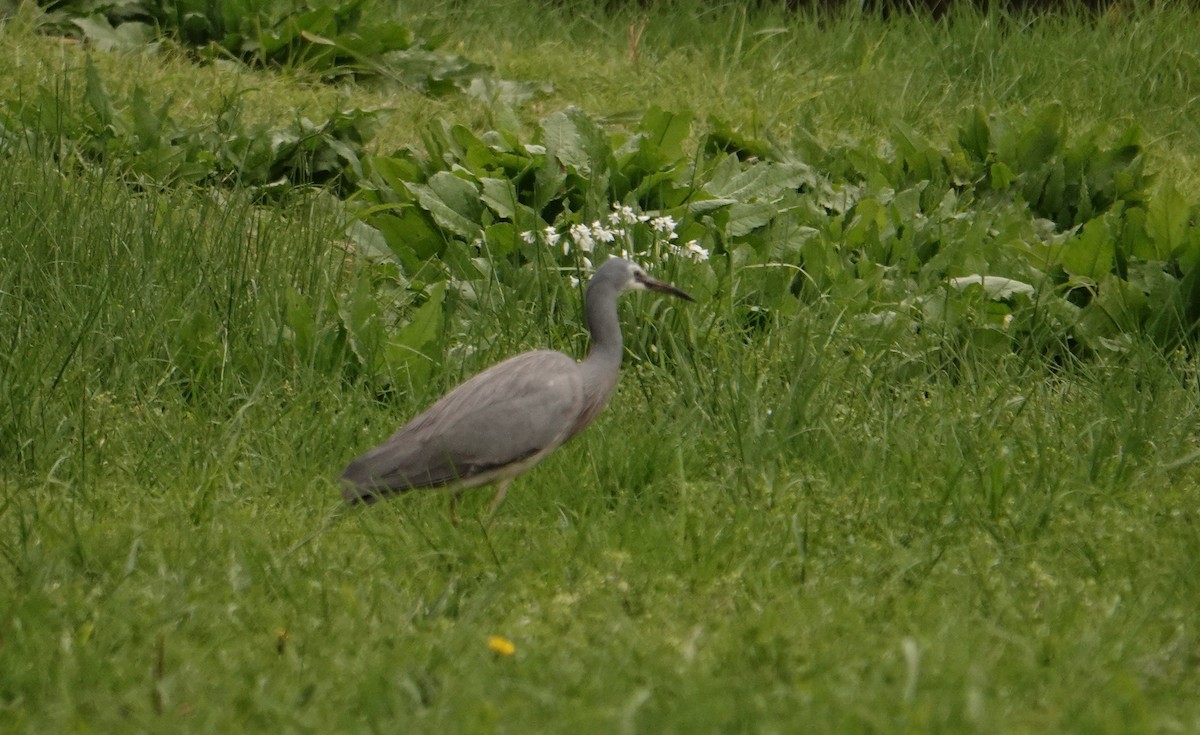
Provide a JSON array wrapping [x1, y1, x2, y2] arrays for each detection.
[[341, 350, 583, 500]]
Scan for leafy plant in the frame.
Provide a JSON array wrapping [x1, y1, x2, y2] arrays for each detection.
[[29, 0, 534, 93], [0, 57, 380, 194], [350, 103, 1200, 356]]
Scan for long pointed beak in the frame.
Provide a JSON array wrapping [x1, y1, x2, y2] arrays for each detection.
[[636, 272, 695, 302]]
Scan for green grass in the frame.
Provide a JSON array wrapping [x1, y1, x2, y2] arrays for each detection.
[[4, 1, 1200, 732], [406, 0, 1200, 190]]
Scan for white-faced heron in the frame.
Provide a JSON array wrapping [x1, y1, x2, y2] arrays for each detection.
[[340, 257, 694, 522]]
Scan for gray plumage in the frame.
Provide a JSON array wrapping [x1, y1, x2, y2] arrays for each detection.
[[340, 257, 694, 520]]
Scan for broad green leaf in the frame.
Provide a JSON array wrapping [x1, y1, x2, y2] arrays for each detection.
[[702, 153, 743, 196], [366, 209, 442, 266], [1093, 273, 1147, 334], [1060, 216, 1114, 281], [1145, 181, 1189, 259], [283, 286, 316, 360], [479, 177, 519, 219], [405, 171, 483, 239], [1039, 161, 1067, 222], [337, 274, 385, 373], [635, 106, 692, 165], [891, 121, 942, 182], [1073, 175, 1094, 225], [452, 124, 501, 174], [686, 197, 739, 216], [1016, 104, 1063, 173], [387, 281, 446, 384], [958, 107, 990, 161], [842, 198, 886, 250], [984, 162, 1012, 189], [344, 22, 415, 55], [129, 146, 188, 182], [1085, 125, 1144, 203], [632, 168, 690, 205], [73, 16, 155, 52], [346, 220, 401, 264], [465, 78, 554, 108], [727, 200, 783, 238], [1127, 261, 1182, 327], [532, 151, 567, 213], [1119, 205, 1154, 261], [704, 159, 807, 203], [705, 117, 776, 160], [484, 223, 520, 257], [948, 275, 1036, 300], [83, 57, 114, 129], [1175, 225, 1200, 275], [541, 107, 609, 179], [369, 153, 425, 196], [129, 87, 170, 150]]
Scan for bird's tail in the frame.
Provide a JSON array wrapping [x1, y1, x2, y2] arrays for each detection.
[[340, 480, 380, 505]]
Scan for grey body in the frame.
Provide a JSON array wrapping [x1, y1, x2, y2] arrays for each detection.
[[340, 257, 693, 514]]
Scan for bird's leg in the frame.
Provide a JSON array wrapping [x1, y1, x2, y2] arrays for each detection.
[[483, 480, 511, 526], [449, 490, 462, 527]]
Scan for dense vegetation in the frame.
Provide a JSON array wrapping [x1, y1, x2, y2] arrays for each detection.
[[2, 0, 1199, 732]]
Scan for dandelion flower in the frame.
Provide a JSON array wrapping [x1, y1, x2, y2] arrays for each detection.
[[487, 635, 516, 656]]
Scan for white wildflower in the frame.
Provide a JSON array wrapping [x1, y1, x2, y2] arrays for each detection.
[[614, 202, 652, 225], [519, 230, 537, 245], [590, 221, 617, 244], [609, 204, 639, 225], [568, 275, 580, 288], [543, 225, 561, 248], [650, 215, 677, 235], [569, 223, 594, 253], [682, 240, 710, 262]]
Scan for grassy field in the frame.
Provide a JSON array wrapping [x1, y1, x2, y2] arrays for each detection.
[[3, 1, 1200, 732]]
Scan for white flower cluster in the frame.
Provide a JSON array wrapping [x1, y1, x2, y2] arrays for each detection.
[[519, 202, 710, 263]]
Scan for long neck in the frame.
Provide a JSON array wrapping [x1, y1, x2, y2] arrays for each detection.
[[573, 282, 624, 430], [583, 282, 624, 371]]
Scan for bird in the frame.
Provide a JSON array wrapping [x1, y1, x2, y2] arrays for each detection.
[[339, 257, 694, 523]]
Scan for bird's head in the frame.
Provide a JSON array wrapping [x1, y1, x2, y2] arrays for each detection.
[[595, 257, 695, 301]]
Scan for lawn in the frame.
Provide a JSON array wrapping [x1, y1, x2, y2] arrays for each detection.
[[2, 1, 1199, 732]]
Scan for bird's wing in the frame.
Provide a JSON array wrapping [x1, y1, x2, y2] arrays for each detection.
[[341, 351, 583, 492]]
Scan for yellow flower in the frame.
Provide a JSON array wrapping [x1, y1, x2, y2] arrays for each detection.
[[487, 635, 515, 656]]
